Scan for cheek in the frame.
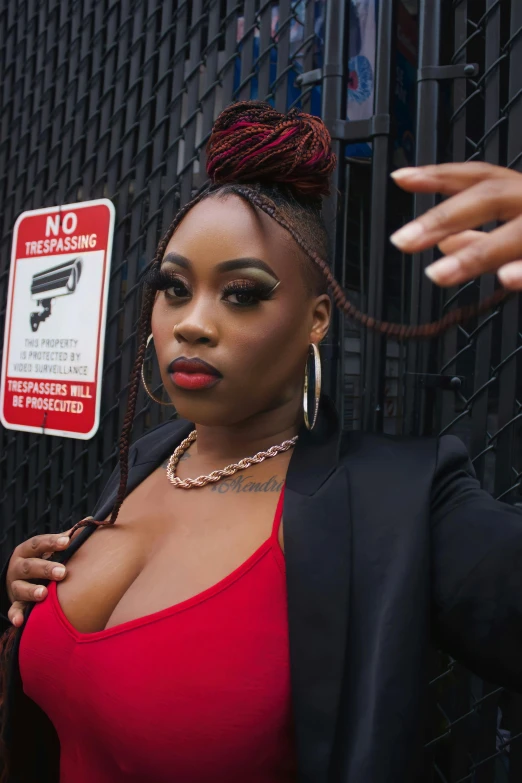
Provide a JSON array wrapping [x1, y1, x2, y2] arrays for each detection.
[[229, 303, 310, 378], [150, 296, 311, 391], [150, 299, 173, 362]]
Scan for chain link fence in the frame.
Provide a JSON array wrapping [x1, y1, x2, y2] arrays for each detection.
[[0, 0, 327, 554], [0, 1, 521, 780], [412, 2, 522, 780]]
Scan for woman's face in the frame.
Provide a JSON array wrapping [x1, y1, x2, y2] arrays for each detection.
[[150, 194, 331, 426]]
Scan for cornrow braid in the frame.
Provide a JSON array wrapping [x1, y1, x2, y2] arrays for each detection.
[[232, 187, 510, 339], [0, 100, 512, 783], [76, 102, 511, 532], [93, 181, 508, 532], [69, 185, 221, 537]]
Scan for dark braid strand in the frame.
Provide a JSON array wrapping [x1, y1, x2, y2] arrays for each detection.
[[84, 102, 510, 532], [229, 187, 511, 340], [1, 99, 512, 783], [69, 186, 222, 534], [98, 182, 508, 531], [0, 621, 17, 780]]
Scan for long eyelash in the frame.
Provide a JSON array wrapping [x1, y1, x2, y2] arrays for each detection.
[[143, 266, 179, 291], [144, 267, 279, 301], [222, 279, 279, 299]]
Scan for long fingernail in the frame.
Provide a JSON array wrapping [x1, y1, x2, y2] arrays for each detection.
[[390, 167, 419, 180], [35, 587, 46, 599], [52, 566, 66, 579], [57, 537, 69, 547], [497, 263, 522, 287], [425, 256, 461, 284], [390, 222, 425, 249]]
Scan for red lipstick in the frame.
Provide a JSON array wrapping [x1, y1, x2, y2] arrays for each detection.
[[168, 357, 222, 391]]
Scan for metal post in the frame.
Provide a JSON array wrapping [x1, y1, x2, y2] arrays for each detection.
[[404, 0, 441, 435], [360, 0, 395, 431], [321, 0, 347, 412], [439, 0, 468, 435], [494, 0, 522, 505]]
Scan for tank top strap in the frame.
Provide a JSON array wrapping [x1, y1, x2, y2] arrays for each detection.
[[270, 484, 285, 540]]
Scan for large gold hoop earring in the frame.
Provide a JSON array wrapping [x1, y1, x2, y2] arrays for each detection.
[[141, 334, 174, 407], [303, 343, 321, 431]]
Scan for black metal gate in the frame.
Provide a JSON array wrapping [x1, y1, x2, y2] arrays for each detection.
[[0, 1, 521, 779]]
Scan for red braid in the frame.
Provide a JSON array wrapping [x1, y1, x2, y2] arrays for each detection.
[[207, 101, 336, 198], [206, 101, 510, 337], [81, 101, 509, 530]]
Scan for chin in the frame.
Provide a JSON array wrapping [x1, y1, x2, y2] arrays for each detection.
[[171, 393, 249, 427]]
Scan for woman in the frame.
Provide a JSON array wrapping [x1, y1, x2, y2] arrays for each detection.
[[1, 102, 522, 783]]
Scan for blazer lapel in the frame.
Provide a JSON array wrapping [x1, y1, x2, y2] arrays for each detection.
[[284, 398, 352, 783]]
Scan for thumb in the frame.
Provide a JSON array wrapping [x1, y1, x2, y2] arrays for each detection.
[[8, 601, 27, 628]]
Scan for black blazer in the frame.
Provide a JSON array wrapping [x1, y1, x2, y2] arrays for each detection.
[[2, 396, 522, 783]]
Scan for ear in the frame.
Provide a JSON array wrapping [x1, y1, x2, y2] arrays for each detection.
[[309, 294, 331, 344]]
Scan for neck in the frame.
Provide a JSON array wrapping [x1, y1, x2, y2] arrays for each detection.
[[193, 395, 302, 459]]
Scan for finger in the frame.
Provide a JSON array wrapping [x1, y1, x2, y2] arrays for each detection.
[[438, 230, 484, 255], [42, 529, 73, 559], [497, 260, 522, 290], [10, 580, 49, 603], [389, 179, 522, 253], [391, 162, 521, 196], [7, 601, 27, 628], [18, 532, 71, 559], [15, 557, 66, 582], [424, 215, 522, 286]]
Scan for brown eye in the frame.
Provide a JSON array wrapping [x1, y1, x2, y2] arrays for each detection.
[[222, 279, 275, 307], [165, 280, 190, 299], [225, 290, 258, 305]]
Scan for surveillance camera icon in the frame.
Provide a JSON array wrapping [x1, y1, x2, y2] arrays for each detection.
[[30, 257, 83, 332]]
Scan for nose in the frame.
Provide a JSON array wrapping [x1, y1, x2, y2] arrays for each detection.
[[173, 300, 218, 346]]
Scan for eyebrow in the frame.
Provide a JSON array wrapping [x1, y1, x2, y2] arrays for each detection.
[[162, 253, 279, 279]]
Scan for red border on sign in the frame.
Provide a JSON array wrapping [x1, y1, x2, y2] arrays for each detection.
[[0, 200, 115, 439]]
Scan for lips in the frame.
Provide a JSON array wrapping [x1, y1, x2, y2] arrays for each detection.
[[168, 357, 222, 391]]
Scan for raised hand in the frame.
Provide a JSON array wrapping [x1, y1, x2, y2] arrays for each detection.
[[390, 162, 522, 291]]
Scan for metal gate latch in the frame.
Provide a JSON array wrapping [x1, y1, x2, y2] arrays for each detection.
[[417, 63, 479, 81], [404, 373, 463, 390]]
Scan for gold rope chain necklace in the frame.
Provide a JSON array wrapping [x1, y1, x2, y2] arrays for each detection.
[[166, 429, 299, 489]]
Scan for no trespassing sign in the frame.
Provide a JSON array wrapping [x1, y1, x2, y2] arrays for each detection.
[[0, 200, 115, 440]]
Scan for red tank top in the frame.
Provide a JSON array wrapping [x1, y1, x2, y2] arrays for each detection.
[[19, 488, 296, 782]]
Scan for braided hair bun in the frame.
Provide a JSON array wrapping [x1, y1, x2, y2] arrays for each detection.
[[80, 99, 511, 533], [206, 101, 337, 199]]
